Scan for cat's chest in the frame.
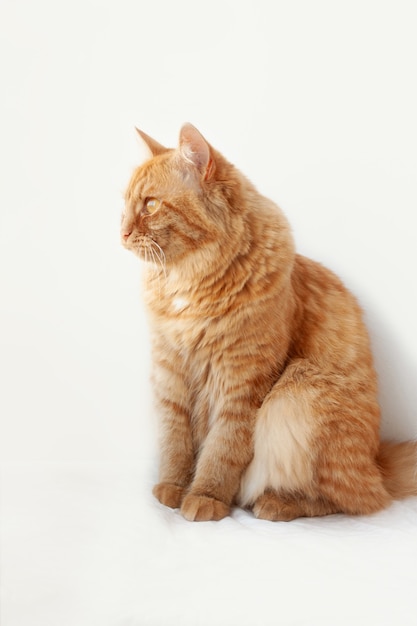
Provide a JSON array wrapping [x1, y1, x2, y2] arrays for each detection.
[[165, 283, 210, 317], [170, 296, 190, 313], [156, 304, 213, 349], [150, 288, 213, 329], [146, 275, 227, 350]]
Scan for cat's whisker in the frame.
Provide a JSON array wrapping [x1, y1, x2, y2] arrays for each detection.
[[148, 243, 163, 297], [148, 243, 158, 271], [151, 240, 167, 281]]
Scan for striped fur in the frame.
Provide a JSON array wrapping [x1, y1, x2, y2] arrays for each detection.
[[122, 123, 417, 521]]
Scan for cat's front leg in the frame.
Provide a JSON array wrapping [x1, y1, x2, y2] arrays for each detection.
[[180, 493, 230, 521], [152, 361, 195, 509], [180, 412, 254, 521], [153, 413, 194, 509]]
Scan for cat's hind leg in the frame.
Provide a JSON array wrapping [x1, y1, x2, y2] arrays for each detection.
[[253, 490, 340, 521], [238, 365, 318, 511], [239, 357, 391, 520], [315, 426, 392, 516]]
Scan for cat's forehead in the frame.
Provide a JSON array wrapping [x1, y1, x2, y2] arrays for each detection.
[[125, 153, 178, 202]]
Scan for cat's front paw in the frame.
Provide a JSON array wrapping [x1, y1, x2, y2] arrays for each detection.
[[180, 494, 230, 521], [153, 482, 185, 509]]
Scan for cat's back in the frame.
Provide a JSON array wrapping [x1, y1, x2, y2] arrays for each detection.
[[290, 254, 375, 373]]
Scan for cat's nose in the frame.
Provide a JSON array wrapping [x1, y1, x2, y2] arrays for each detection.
[[122, 230, 132, 240]]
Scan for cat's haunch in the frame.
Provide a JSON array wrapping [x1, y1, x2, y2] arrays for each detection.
[[122, 123, 417, 522]]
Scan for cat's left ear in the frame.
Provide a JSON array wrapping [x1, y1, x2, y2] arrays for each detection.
[[135, 127, 167, 159], [178, 123, 215, 182]]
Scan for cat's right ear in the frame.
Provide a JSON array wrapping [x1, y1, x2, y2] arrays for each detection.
[[135, 128, 167, 159]]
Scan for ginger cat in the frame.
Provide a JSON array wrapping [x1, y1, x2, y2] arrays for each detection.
[[121, 123, 417, 522]]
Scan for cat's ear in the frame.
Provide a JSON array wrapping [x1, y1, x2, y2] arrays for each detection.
[[178, 123, 215, 181], [135, 127, 167, 159]]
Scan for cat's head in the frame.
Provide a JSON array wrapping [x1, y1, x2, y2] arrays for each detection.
[[121, 124, 245, 272]]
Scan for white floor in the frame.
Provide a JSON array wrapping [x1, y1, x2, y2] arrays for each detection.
[[3, 460, 417, 626]]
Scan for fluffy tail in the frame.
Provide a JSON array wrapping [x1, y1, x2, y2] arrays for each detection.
[[377, 441, 417, 500]]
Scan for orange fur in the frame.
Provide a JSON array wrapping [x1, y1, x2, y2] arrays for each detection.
[[122, 123, 417, 521]]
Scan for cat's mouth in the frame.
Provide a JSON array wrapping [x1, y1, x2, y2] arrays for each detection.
[[124, 234, 166, 269]]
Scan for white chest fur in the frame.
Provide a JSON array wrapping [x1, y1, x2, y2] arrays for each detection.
[[172, 296, 189, 312]]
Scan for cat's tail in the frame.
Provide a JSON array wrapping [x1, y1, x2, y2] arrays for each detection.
[[377, 440, 417, 500]]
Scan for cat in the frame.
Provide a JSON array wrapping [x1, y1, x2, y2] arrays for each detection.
[[121, 123, 417, 522]]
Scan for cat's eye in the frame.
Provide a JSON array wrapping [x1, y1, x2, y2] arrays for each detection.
[[144, 197, 162, 214]]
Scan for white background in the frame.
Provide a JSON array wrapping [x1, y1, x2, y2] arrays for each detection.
[[1, 1, 417, 625]]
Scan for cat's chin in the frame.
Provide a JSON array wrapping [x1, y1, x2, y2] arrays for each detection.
[[122, 239, 152, 263]]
